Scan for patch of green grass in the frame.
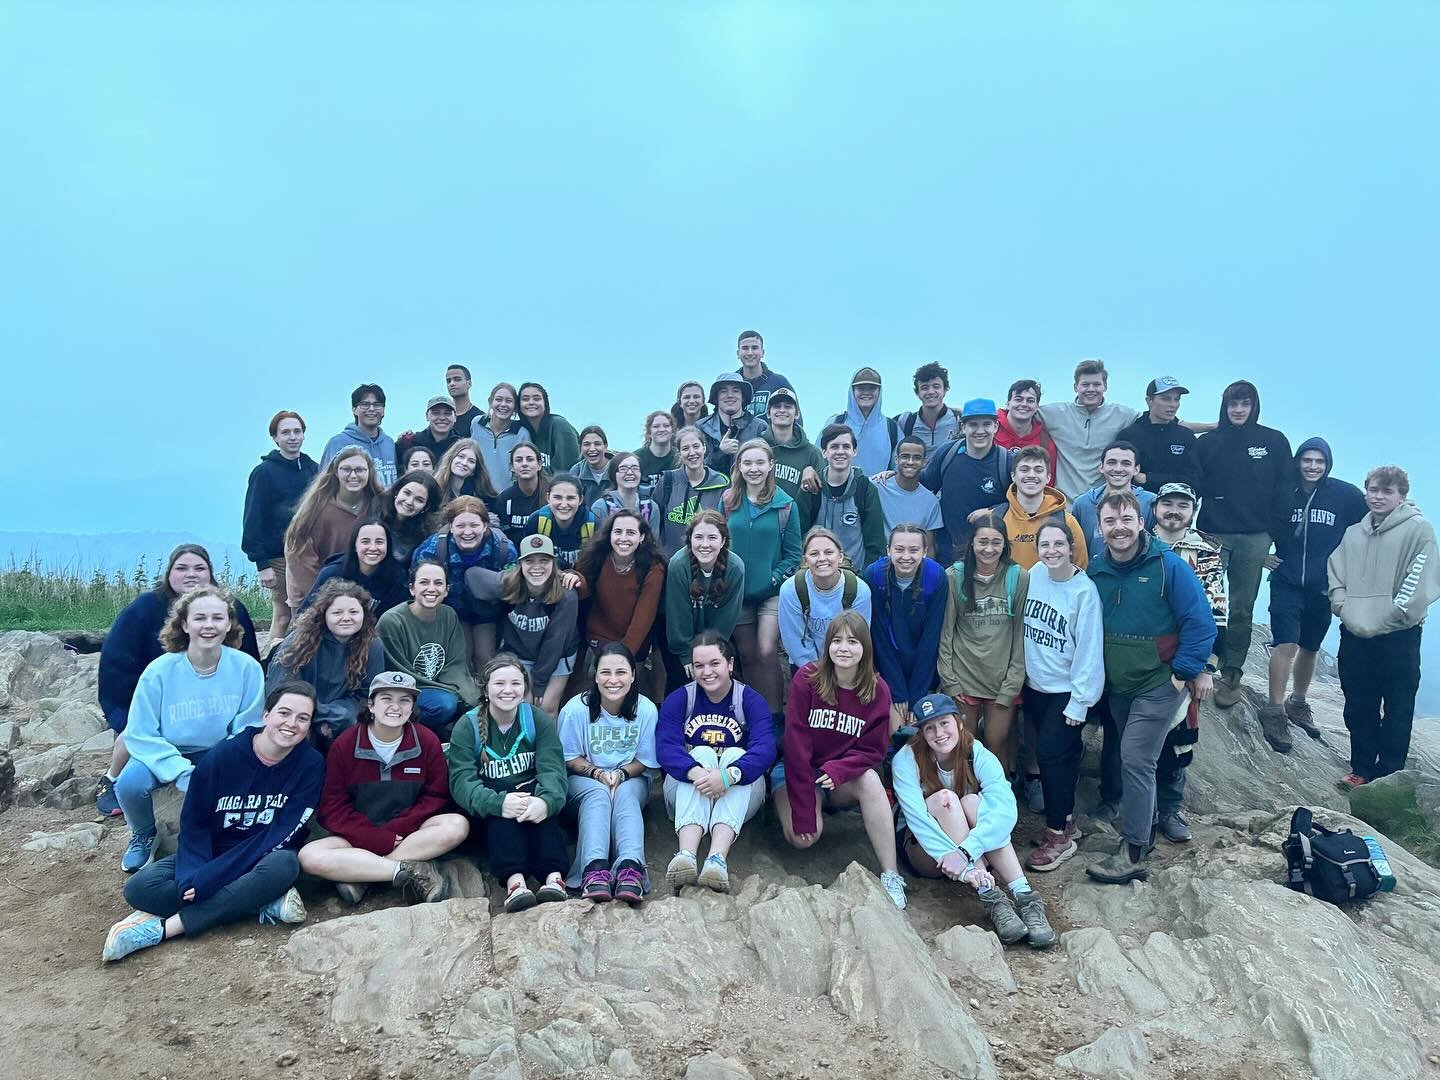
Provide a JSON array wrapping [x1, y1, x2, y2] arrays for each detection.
[[0, 555, 272, 633]]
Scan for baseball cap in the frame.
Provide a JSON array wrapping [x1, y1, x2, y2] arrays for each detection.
[[767, 387, 799, 411], [913, 693, 960, 726], [368, 671, 419, 698], [851, 367, 882, 387], [1157, 482, 1198, 502], [1146, 375, 1190, 397], [426, 395, 456, 413], [961, 398, 998, 420], [518, 533, 556, 559]]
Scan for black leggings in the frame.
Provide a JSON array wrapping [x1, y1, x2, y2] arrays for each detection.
[[485, 815, 570, 883], [124, 851, 299, 937], [1027, 687, 1083, 830]]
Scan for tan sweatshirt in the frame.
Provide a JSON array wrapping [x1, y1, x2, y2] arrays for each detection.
[[1328, 502, 1440, 638]]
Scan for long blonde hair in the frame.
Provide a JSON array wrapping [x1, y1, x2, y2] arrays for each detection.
[[286, 446, 383, 548], [722, 438, 776, 513]]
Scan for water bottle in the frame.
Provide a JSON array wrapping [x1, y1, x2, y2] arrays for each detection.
[[1363, 836, 1397, 892]]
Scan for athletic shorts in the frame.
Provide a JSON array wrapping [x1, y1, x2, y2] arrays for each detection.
[[734, 595, 781, 626], [520, 653, 575, 681], [1269, 581, 1332, 651]]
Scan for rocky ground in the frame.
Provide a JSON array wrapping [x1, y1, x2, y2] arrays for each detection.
[[1, 628, 1439, 1079]]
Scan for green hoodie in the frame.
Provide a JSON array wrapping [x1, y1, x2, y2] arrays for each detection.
[[525, 413, 582, 473], [936, 562, 1030, 705], [765, 422, 824, 531]]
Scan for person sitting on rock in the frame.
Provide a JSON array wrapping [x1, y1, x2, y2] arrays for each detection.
[[557, 643, 660, 904], [656, 631, 777, 893], [775, 611, 907, 909], [265, 579, 385, 752], [446, 654, 570, 913], [96, 543, 262, 818], [114, 585, 266, 875], [300, 670, 468, 906], [891, 693, 1055, 948], [102, 679, 325, 962]]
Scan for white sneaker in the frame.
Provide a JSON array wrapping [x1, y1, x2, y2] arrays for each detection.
[[258, 887, 307, 926], [879, 869, 908, 910]]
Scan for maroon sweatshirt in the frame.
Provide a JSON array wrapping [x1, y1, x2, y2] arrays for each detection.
[[318, 721, 452, 855], [782, 664, 891, 834]]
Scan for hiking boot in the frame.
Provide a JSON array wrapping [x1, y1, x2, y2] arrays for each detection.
[[258, 887, 307, 926], [979, 888, 1028, 945], [1022, 777, 1045, 815], [121, 830, 156, 873], [395, 860, 449, 904], [536, 876, 569, 904], [1086, 845, 1149, 885], [1157, 813, 1192, 843], [582, 864, 614, 903], [1013, 888, 1056, 948], [1213, 674, 1245, 709], [698, 853, 731, 893], [1285, 695, 1323, 740], [1027, 827, 1078, 872], [613, 862, 645, 904], [666, 850, 699, 890], [503, 882, 537, 913], [1258, 704, 1293, 753], [101, 912, 164, 963], [879, 869, 908, 910], [336, 882, 368, 906], [95, 775, 122, 817]]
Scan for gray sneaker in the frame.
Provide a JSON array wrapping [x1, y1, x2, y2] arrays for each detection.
[[1013, 889, 1055, 948], [336, 882, 368, 906], [878, 869, 908, 910], [1023, 777, 1045, 815], [979, 888, 1028, 945], [396, 859, 450, 904], [1285, 695, 1323, 740], [1258, 704, 1294, 754], [697, 854, 731, 893], [666, 850, 699, 889], [1213, 674, 1245, 709], [1086, 845, 1149, 885], [1157, 813, 1192, 843]]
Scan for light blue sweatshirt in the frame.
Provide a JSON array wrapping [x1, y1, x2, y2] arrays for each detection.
[[892, 739, 1016, 864], [777, 570, 873, 667], [124, 649, 266, 789]]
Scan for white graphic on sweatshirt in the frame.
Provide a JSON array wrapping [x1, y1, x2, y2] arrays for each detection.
[[217, 791, 289, 830], [1395, 552, 1429, 612], [413, 642, 445, 680], [1247, 446, 1269, 459]]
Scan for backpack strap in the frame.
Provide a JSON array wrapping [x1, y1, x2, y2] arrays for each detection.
[[777, 500, 793, 537], [1004, 563, 1020, 615], [1283, 807, 1315, 891], [435, 533, 449, 565], [519, 702, 535, 745], [731, 680, 747, 735], [841, 569, 858, 608], [901, 412, 917, 438], [685, 681, 697, 718], [795, 570, 811, 623]]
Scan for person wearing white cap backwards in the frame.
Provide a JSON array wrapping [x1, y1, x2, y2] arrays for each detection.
[[891, 693, 1054, 948], [300, 670, 469, 906]]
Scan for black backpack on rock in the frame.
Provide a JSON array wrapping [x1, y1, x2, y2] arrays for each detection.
[[1282, 807, 1381, 905]]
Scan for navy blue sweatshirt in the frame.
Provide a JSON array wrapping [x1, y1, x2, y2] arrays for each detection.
[[1270, 437, 1368, 592], [1196, 381, 1293, 536], [301, 552, 411, 616], [241, 451, 319, 569], [175, 730, 325, 900], [919, 441, 1014, 563], [1116, 414, 1201, 494], [863, 556, 947, 708], [99, 591, 261, 731]]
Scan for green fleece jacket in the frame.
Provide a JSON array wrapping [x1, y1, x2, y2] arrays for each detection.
[[446, 704, 566, 819], [664, 548, 747, 664], [936, 562, 1029, 706]]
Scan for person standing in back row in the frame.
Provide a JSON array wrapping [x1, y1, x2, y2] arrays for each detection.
[[1195, 380, 1292, 709], [1037, 359, 1138, 500], [892, 362, 963, 463], [1263, 439, 1367, 748], [395, 396, 460, 473], [995, 380, 1058, 486], [242, 410, 319, 644], [321, 384, 397, 487], [698, 373, 768, 475], [763, 388, 823, 530], [735, 329, 796, 418], [824, 368, 897, 477], [1329, 465, 1440, 787], [919, 398, 1014, 565], [1118, 376, 1202, 495], [446, 364, 484, 437]]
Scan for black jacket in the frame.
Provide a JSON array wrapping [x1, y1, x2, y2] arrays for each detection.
[[1195, 381, 1293, 536], [1117, 414, 1201, 494], [241, 451, 319, 568]]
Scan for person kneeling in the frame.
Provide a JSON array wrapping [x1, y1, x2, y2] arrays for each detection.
[[776, 611, 907, 909], [300, 671, 469, 906], [892, 694, 1054, 948], [656, 632, 776, 893], [102, 681, 325, 962], [447, 655, 570, 913]]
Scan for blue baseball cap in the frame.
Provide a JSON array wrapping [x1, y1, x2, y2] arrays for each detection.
[[913, 693, 960, 726], [961, 398, 998, 420]]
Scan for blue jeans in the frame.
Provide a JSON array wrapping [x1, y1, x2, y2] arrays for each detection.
[[416, 688, 460, 732], [115, 751, 206, 837], [564, 774, 652, 889]]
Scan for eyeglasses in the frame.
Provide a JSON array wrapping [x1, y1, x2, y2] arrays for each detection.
[[617, 465, 642, 474], [337, 466, 369, 476], [356, 401, 384, 410]]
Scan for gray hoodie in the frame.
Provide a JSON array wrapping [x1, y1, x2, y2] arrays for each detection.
[[321, 423, 398, 486]]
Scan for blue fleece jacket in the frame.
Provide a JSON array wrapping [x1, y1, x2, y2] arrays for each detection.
[[175, 729, 324, 901], [1070, 483, 1159, 560], [99, 591, 261, 732], [321, 424, 398, 487], [863, 557, 947, 707], [1271, 437, 1368, 592]]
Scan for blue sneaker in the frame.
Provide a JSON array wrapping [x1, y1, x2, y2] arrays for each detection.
[[95, 776, 123, 817], [258, 887, 307, 926], [121, 830, 156, 873], [102, 912, 164, 962]]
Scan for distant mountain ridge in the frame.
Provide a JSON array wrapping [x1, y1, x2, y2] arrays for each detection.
[[1, 531, 254, 581]]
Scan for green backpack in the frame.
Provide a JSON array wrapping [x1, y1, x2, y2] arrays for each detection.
[[947, 560, 1021, 614]]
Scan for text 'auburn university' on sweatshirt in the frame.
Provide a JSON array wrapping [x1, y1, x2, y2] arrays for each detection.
[[125, 648, 266, 788], [656, 681, 777, 786], [175, 729, 324, 901], [782, 664, 891, 834], [1021, 569, 1106, 722]]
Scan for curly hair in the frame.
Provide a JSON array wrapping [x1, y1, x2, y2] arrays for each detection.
[[159, 585, 244, 652], [273, 579, 378, 690]]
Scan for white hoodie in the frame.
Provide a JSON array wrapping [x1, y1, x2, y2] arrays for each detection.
[[1021, 567, 1105, 722]]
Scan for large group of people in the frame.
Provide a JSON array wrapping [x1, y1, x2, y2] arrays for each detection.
[[96, 335, 1437, 963]]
